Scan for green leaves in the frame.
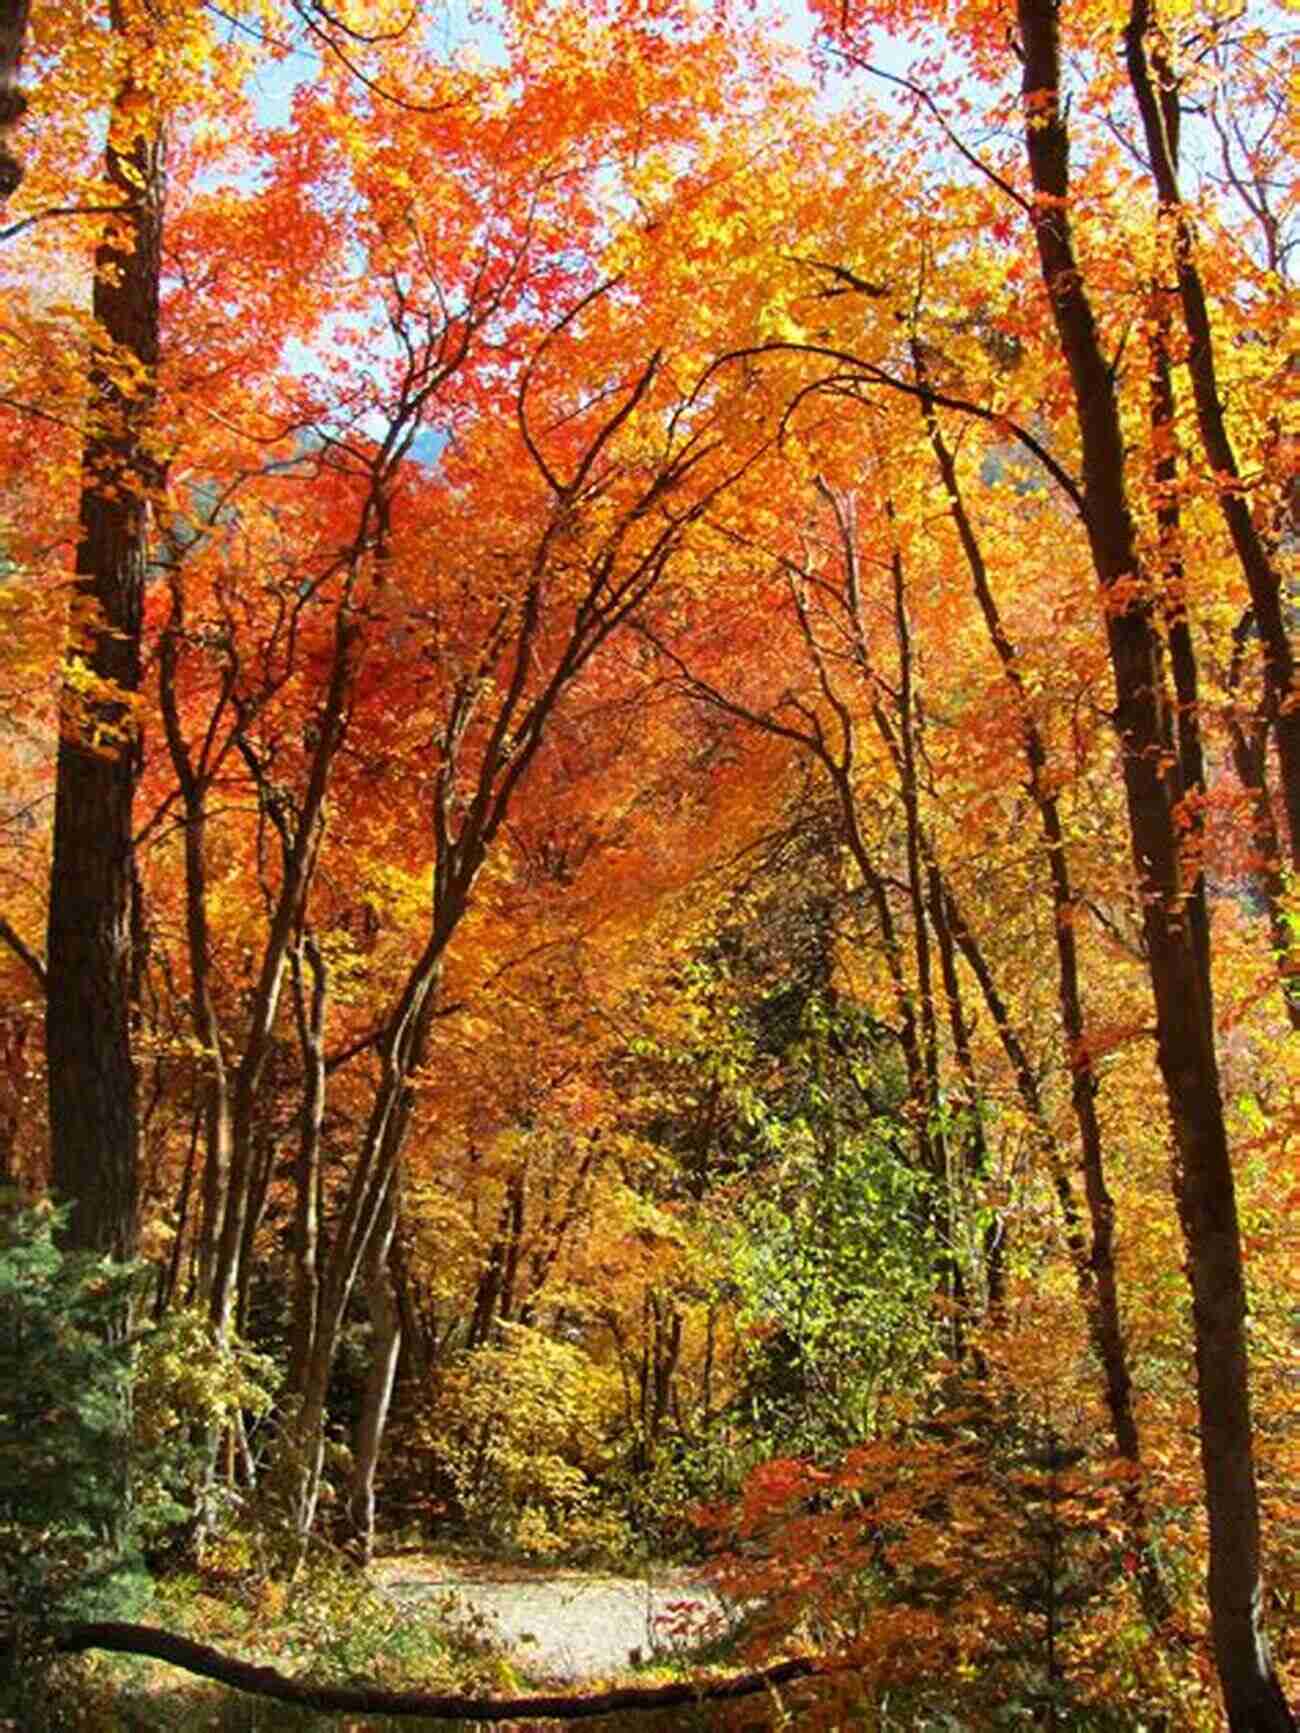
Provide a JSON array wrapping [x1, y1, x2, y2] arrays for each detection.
[[731, 1115, 940, 1455], [0, 1199, 147, 1630]]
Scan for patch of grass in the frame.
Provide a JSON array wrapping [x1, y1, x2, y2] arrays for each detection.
[[5, 1552, 519, 1733]]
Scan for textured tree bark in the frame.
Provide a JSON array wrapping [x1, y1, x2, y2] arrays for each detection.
[[1017, 4, 1294, 1724], [0, 0, 31, 200], [46, 10, 163, 1261], [1145, 287, 1213, 1035]]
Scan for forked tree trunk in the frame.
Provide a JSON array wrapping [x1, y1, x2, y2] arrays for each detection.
[[1017, 5, 1294, 1724], [1125, 0, 1300, 873], [47, 13, 163, 1261]]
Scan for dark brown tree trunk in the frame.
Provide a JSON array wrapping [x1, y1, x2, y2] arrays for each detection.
[[919, 388, 1151, 1507], [55, 1619, 819, 1720], [1146, 288, 1213, 1035], [0, 0, 32, 200], [1017, 4, 1293, 1723], [46, 16, 163, 1262]]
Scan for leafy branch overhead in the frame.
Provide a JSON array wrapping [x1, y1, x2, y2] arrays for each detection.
[[0, 1, 1295, 1730]]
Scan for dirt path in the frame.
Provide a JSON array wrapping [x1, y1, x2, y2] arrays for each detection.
[[375, 1558, 734, 1682]]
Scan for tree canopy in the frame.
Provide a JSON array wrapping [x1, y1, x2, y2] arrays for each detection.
[[0, 2, 1296, 1728]]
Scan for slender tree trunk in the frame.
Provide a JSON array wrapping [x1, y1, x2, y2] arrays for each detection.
[[1224, 683, 1300, 1032], [277, 963, 443, 1544], [1125, 0, 1300, 871], [159, 605, 234, 1304], [498, 1171, 526, 1324], [288, 934, 327, 1382], [350, 1184, 400, 1566], [209, 609, 358, 1337], [795, 491, 937, 1172], [882, 545, 965, 1342], [235, 1117, 276, 1336], [47, 12, 163, 1261], [889, 544, 944, 1174], [1145, 287, 1213, 1026], [920, 392, 1151, 1511], [155, 1102, 201, 1321], [938, 879, 1080, 1244], [926, 861, 1002, 1313], [1017, 5, 1293, 1722], [469, 1197, 510, 1351]]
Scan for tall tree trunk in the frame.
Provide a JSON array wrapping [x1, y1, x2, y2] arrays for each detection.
[[288, 933, 327, 1384], [881, 541, 963, 1338], [350, 1185, 400, 1567], [919, 392, 1152, 1520], [1145, 288, 1213, 1029], [1124, 0, 1300, 871], [209, 607, 359, 1338], [277, 962, 443, 1545], [46, 7, 163, 1261], [784, 527, 936, 1172], [159, 597, 234, 1303], [0, 0, 31, 200], [1017, 5, 1293, 1723], [1223, 656, 1300, 1032], [925, 861, 1002, 1314]]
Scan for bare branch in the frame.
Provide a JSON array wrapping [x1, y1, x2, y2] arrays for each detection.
[[0, 914, 44, 990]]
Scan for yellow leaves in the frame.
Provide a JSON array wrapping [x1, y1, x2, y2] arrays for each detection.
[[757, 302, 809, 347]]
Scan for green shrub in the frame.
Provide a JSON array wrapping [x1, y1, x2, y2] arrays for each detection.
[[0, 1197, 150, 1633], [418, 1324, 634, 1561], [132, 1304, 279, 1555], [0, 1197, 153, 1724]]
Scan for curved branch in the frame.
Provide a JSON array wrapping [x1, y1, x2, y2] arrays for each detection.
[[699, 340, 1087, 520], [0, 201, 128, 243], [54, 1622, 821, 1721], [516, 276, 624, 498], [832, 48, 1032, 213]]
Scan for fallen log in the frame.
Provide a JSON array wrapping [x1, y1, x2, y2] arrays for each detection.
[[54, 1621, 822, 1721]]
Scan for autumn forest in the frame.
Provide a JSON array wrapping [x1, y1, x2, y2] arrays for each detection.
[[0, 0, 1295, 1728]]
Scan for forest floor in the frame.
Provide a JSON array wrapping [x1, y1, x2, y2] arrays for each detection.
[[32, 1556, 761, 1731], [373, 1553, 736, 1682]]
